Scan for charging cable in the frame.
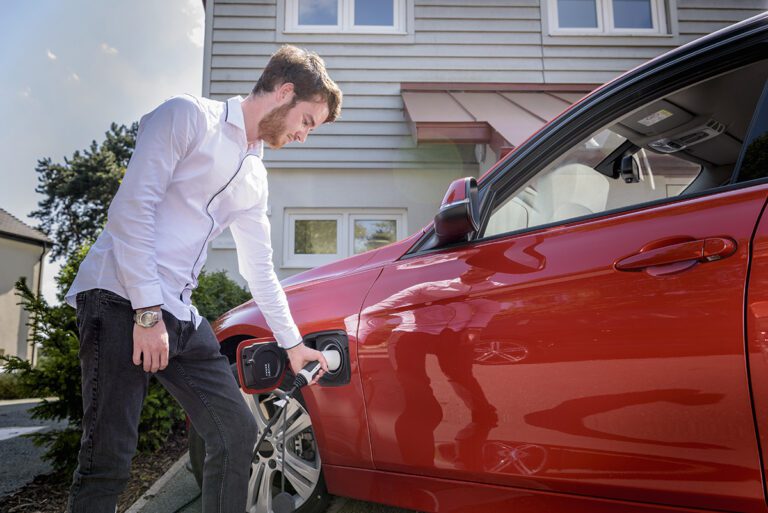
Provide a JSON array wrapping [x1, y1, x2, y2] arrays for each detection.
[[251, 348, 341, 465]]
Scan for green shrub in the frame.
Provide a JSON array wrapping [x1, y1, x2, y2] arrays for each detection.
[[192, 269, 251, 322], [0, 372, 32, 400]]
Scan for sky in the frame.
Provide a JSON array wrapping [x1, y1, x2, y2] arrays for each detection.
[[0, 0, 205, 302]]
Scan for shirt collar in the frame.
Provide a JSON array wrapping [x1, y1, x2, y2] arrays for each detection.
[[225, 96, 246, 131], [226, 95, 264, 158]]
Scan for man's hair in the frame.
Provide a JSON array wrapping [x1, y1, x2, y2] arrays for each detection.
[[252, 45, 342, 123]]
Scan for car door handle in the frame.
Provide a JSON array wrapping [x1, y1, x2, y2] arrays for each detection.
[[615, 237, 737, 272]]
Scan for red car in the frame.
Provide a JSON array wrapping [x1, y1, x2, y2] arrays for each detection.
[[191, 13, 768, 513]]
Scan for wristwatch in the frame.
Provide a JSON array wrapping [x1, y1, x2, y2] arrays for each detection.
[[134, 308, 160, 328]]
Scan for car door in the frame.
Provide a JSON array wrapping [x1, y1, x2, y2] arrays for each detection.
[[358, 51, 768, 512]]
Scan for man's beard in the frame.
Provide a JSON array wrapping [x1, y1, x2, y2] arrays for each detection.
[[258, 101, 295, 149]]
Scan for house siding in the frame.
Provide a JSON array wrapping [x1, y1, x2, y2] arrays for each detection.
[[0, 238, 43, 361]]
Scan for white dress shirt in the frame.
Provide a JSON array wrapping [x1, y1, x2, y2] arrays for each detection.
[[66, 95, 302, 349]]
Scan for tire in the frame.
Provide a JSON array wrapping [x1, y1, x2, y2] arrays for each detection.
[[188, 383, 331, 513]]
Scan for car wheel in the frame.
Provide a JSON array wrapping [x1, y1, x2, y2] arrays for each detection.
[[188, 387, 330, 513]]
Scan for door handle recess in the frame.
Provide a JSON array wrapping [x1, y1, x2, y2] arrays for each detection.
[[615, 237, 737, 272]]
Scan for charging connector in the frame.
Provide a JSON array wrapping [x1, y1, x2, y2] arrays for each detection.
[[294, 348, 341, 388]]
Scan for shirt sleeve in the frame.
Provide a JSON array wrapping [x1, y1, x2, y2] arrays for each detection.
[[230, 170, 302, 349], [107, 95, 200, 310]]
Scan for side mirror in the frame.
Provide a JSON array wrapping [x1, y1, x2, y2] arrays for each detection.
[[434, 177, 480, 245]]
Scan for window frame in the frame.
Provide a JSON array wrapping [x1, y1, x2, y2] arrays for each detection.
[[285, 0, 406, 35], [548, 0, 667, 36], [284, 209, 407, 268], [285, 212, 345, 268]]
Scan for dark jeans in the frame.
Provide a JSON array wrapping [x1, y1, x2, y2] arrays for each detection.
[[68, 288, 257, 513]]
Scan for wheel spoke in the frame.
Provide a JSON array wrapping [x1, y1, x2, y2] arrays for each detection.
[[282, 451, 321, 501], [241, 392, 264, 426], [246, 461, 273, 513], [278, 407, 312, 441]]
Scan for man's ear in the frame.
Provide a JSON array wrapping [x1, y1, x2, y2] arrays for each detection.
[[276, 82, 295, 104]]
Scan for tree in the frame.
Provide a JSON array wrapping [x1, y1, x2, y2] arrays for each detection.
[[30, 123, 138, 259]]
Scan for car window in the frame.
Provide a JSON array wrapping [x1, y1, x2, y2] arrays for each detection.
[[736, 80, 768, 184], [484, 129, 701, 237], [483, 59, 768, 239]]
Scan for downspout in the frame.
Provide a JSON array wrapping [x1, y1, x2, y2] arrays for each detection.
[[31, 242, 46, 367]]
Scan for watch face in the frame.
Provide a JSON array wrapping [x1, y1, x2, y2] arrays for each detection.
[[138, 310, 159, 327]]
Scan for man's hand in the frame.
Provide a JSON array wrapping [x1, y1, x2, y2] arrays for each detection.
[[133, 319, 169, 373], [286, 343, 328, 385]]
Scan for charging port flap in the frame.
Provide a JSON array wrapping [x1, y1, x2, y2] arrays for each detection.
[[236, 338, 287, 395]]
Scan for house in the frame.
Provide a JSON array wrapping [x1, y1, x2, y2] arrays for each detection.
[[0, 209, 50, 365], [201, 0, 768, 284]]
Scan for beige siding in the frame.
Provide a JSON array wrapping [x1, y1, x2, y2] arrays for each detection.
[[0, 238, 43, 362]]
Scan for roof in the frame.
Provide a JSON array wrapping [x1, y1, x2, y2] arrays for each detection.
[[0, 209, 51, 246], [401, 83, 598, 157]]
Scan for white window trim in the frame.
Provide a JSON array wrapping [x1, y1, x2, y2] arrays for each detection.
[[284, 209, 407, 268], [548, 0, 667, 36], [285, 0, 406, 35]]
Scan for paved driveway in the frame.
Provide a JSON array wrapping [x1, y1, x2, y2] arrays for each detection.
[[0, 399, 66, 497]]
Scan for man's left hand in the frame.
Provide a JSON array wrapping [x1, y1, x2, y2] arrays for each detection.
[[286, 343, 328, 385]]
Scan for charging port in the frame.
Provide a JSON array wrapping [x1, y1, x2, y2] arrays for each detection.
[[303, 330, 351, 387]]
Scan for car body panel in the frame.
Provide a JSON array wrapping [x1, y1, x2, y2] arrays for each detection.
[[215, 267, 385, 469], [357, 185, 768, 512], [324, 464, 722, 513], [746, 202, 768, 500]]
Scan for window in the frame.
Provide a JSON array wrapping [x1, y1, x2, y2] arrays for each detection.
[[285, 209, 406, 267], [286, 0, 406, 34], [549, 0, 667, 35], [483, 60, 768, 239], [484, 129, 700, 237]]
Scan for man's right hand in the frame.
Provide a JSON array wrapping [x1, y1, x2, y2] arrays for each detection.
[[133, 319, 170, 373]]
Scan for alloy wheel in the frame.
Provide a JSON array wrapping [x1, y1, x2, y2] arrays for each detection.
[[243, 390, 322, 513]]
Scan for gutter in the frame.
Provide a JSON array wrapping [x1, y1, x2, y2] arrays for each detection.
[[30, 242, 47, 367]]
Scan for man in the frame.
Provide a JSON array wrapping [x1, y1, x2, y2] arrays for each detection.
[[65, 45, 342, 512]]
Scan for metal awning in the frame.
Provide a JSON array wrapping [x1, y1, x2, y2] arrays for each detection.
[[401, 83, 596, 156]]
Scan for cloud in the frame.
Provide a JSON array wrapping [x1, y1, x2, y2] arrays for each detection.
[[46, 49, 57, 60], [183, 0, 205, 48], [182, 0, 204, 16], [100, 42, 118, 55], [188, 25, 204, 48]]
